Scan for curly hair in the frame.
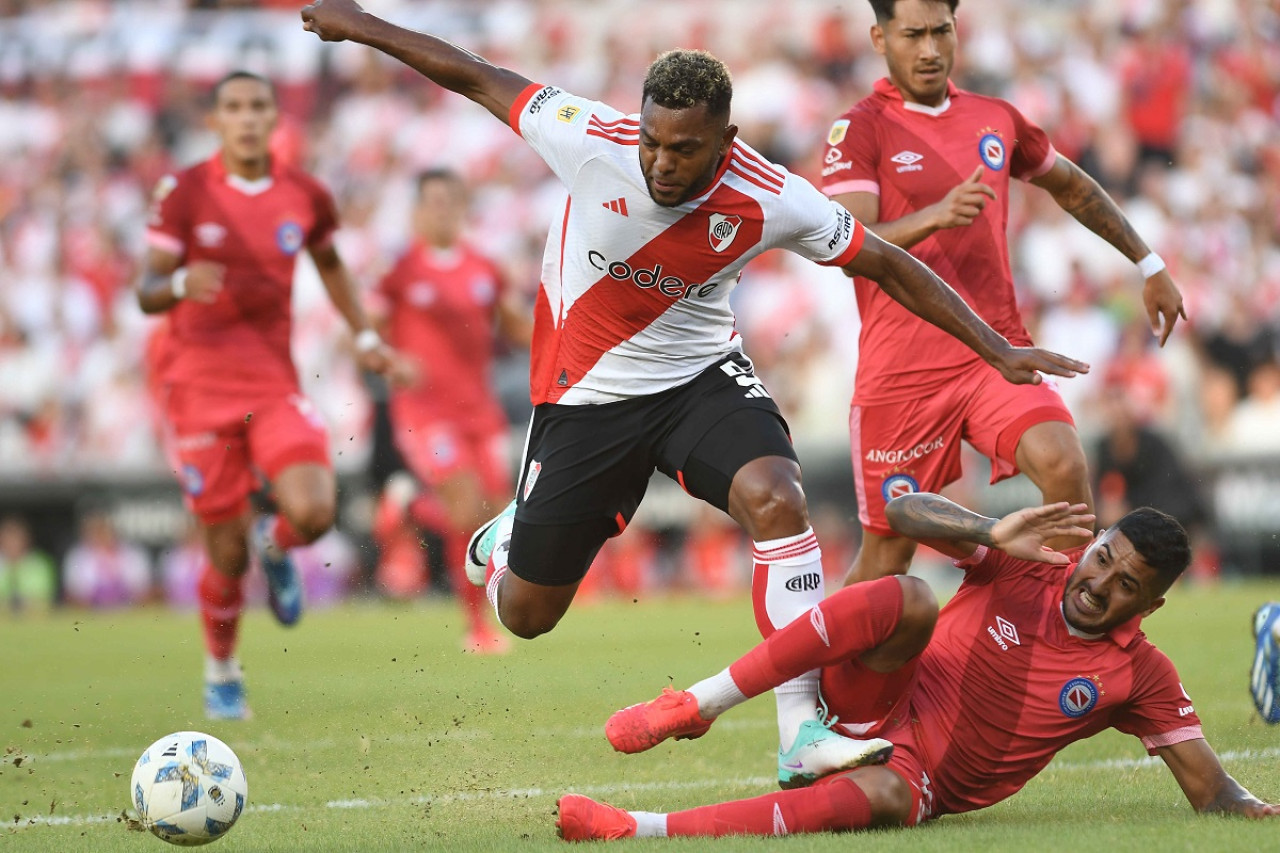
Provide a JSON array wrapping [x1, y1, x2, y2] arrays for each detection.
[[641, 49, 733, 120], [868, 0, 959, 23]]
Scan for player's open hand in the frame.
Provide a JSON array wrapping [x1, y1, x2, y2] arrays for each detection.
[[184, 260, 225, 304], [1143, 270, 1186, 347], [990, 502, 1095, 564], [931, 165, 997, 230], [989, 344, 1089, 385], [301, 0, 365, 42]]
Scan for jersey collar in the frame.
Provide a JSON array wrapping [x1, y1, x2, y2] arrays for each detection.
[[210, 151, 277, 196], [874, 77, 958, 117]]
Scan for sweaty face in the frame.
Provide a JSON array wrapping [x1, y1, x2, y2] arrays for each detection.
[[414, 179, 466, 248], [210, 78, 278, 171], [873, 0, 958, 107], [638, 100, 736, 208], [1061, 530, 1165, 635]]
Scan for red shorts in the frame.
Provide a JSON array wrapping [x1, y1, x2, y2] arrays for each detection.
[[392, 415, 511, 497], [819, 657, 938, 825], [850, 361, 1073, 535], [161, 385, 331, 525]]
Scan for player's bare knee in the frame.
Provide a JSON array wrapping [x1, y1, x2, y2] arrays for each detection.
[[287, 500, 335, 543], [861, 768, 915, 826], [733, 472, 807, 535], [496, 606, 559, 640], [895, 575, 938, 651]]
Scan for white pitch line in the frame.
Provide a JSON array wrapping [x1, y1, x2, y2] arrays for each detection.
[[10, 747, 1279, 832]]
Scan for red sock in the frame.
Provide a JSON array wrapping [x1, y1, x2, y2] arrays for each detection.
[[198, 565, 245, 660], [729, 576, 902, 698], [444, 529, 487, 633], [667, 773, 872, 837], [269, 514, 306, 551]]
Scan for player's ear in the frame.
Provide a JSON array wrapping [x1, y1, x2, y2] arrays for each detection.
[[719, 124, 738, 157], [1141, 596, 1166, 619], [870, 24, 887, 55]]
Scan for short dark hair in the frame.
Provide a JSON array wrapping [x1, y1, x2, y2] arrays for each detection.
[[212, 70, 276, 105], [642, 49, 733, 121], [1114, 507, 1191, 591], [416, 167, 463, 196], [868, 0, 959, 23]]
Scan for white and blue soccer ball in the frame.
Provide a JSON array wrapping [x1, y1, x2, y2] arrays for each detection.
[[130, 731, 248, 845]]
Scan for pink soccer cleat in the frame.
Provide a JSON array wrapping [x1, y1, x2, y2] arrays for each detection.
[[556, 794, 636, 842], [605, 686, 714, 754]]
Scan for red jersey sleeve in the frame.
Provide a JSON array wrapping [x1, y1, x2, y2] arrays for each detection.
[[1005, 102, 1057, 181], [145, 173, 192, 259], [305, 178, 339, 250], [1112, 643, 1204, 754], [821, 106, 882, 199], [951, 544, 1042, 584]]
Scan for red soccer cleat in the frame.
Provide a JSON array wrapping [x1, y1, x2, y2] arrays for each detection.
[[605, 686, 714, 754], [556, 794, 637, 842]]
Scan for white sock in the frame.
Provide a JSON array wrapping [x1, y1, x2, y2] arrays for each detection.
[[630, 811, 667, 838], [775, 677, 820, 751], [751, 528, 825, 751], [204, 655, 242, 684], [485, 513, 516, 621], [687, 667, 748, 719]]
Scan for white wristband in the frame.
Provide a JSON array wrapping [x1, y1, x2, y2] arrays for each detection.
[[354, 328, 382, 354], [1136, 252, 1166, 279], [171, 268, 188, 300]]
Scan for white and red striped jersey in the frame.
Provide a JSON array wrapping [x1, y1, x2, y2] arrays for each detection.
[[509, 83, 866, 405]]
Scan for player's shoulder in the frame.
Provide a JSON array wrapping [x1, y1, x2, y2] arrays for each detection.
[[954, 87, 1024, 119], [278, 163, 334, 197], [726, 138, 788, 196]]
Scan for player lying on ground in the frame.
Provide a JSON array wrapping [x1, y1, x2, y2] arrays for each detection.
[[558, 494, 1279, 840], [301, 0, 1084, 787]]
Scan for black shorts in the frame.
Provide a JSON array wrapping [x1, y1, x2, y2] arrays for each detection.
[[508, 352, 797, 585]]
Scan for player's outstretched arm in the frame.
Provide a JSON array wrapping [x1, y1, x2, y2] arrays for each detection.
[[886, 494, 1094, 563], [301, 0, 533, 125], [311, 243, 413, 385], [843, 230, 1089, 385], [1157, 738, 1280, 818], [1031, 155, 1187, 346]]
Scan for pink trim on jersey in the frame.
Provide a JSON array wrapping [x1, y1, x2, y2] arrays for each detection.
[[953, 545, 990, 567], [1141, 727, 1203, 752], [821, 219, 866, 267], [825, 178, 881, 197], [146, 229, 185, 255], [1025, 145, 1059, 179], [508, 82, 544, 136], [534, 182, 763, 404]]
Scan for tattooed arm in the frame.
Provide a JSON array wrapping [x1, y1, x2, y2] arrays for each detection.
[[1030, 155, 1186, 346], [885, 493, 1095, 564]]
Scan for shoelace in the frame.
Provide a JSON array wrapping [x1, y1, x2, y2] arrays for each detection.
[[814, 691, 841, 731]]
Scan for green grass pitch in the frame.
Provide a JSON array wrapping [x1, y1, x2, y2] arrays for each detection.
[[3, 580, 1279, 851]]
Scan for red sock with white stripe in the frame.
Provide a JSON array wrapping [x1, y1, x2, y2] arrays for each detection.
[[750, 528, 824, 750], [264, 513, 306, 555], [660, 772, 873, 837], [445, 529, 487, 633], [484, 513, 516, 622], [198, 564, 245, 662]]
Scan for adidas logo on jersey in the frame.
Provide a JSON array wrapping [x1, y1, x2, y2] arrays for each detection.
[[602, 197, 629, 216], [891, 150, 924, 173]]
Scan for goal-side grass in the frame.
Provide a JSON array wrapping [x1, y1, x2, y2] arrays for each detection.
[[3, 580, 1278, 851]]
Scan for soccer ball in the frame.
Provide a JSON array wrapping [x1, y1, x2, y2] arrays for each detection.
[[130, 731, 248, 845]]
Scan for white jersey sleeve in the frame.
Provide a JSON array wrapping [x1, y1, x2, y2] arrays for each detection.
[[771, 168, 865, 268], [509, 83, 622, 188]]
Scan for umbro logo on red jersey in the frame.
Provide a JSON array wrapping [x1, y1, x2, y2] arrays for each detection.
[[891, 150, 925, 173], [602, 197, 629, 216]]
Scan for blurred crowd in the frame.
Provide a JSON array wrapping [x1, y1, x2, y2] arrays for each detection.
[[0, 0, 1277, 607]]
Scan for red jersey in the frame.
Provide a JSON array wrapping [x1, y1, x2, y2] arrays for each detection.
[[145, 154, 339, 397], [822, 79, 1055, 405], [375, 242, 508, 429], [909, 545, 1202, 816]]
